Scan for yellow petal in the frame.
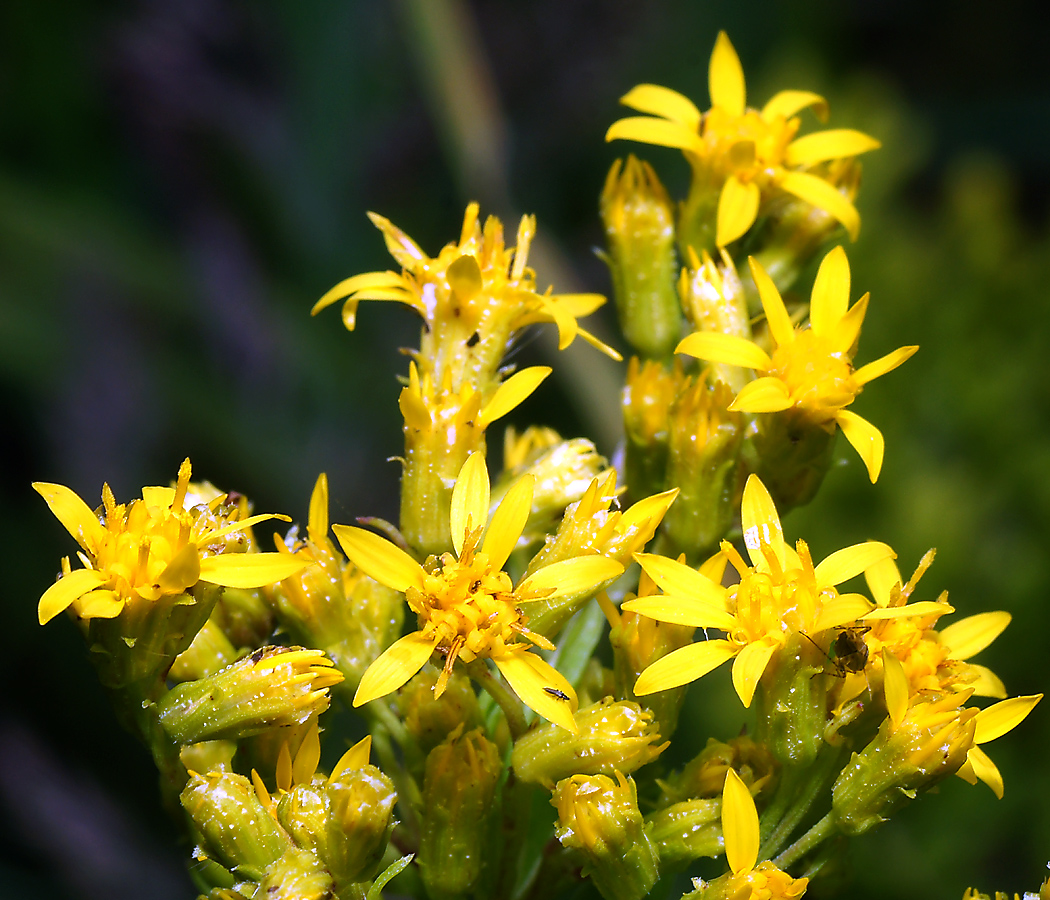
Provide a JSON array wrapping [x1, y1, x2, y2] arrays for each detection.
[[809, 246, 850, 337], [605, 117, 704, 153], [353, 632, 439, 707], [479, 367, 551, 427], [73, 589, 124, 619], [716, 176, 760, 247], [633, 553, 726, 606], [518, 556, 624, 599], [276, 741, 293, 793], [142, 486, 176, 508], [33, 482, 104, 551], [483, 474, 535, 570], [731, 640, 777, 708], [961, 745, 1004, 799], [311, 271, 405, 316], [741, 475, 785, 570], [39, 568, 107, 624], [813, 541, 895, 587], [329, 735, 373, 783], [835, 410, 884, 483], [675, 332, 772, 370], [829, 292, 869, 352], [450, 452, 491, 556], [447, 254, 482, 302], [882, 648, 909, 729], [729, 377, 793, 413], [709, 31, 745, 117], [292, 722, 321, 786], [494, 649, 578, 733], [553, 293, 607, 317], [308, 473, 329, 543], [198, 553, 309, 589], [619, 83, 702, 129], [939, 611, 1011, 661], [861, 601, 954, 621], [538, 295, 579, 350], [749, 257, 794, 348], [784, 129, 881, 167], [864, 555, 902, 607], [779, 171, 861, 241], [853, 345, 919, 386], [333, 525, 426, 593], [722, 768, 759, 875], [366, 211, 426, 269], [973, 694, 1042, 745], [761, 90, 828, 122], [634, 639, 737, 695], [621, 595, 737, 631], [617, 489, 680, 534], [157, 542, 202, 594], [967, 664, 1007, 700], [205, 512, 293, 544], [811, 593, 874, 632]]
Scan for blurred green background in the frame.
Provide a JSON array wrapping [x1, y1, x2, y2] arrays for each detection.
[[2, 1, 1048, 897]]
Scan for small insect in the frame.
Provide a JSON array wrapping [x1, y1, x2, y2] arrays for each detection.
[[800, 626, 870, 678], [543, 687, 570, 701]]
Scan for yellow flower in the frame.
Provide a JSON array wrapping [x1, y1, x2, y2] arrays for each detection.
[[625, 474, 892, 706], [676, 247, 918, 482], [333, 453, 624, 732], [606, 31, 879, 247], [717, 768, 808, 898], [312, 203, 619, 360], [35, 459, 309, 625]]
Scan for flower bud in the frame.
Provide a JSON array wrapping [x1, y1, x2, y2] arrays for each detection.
[[659, 736, 777, 805], [180, 770, 288, 881], [622, 358, 675, 501], [512, 698, 667, 787], [601, 156, 682, 359], [252, 848, 333, 900], [156, 647, 343, 744], [754, 634, 829, 767], [552, 772, 659, 900], [325, 764, 398, 886], [418, 726, 503, 900], [750, 408, 837, 513], [399, 670, 484, 759], [276, 778, 329, 856], [644, 798, 722, 868], [832, 691, 977, 836], [169, 617, 237, 682]]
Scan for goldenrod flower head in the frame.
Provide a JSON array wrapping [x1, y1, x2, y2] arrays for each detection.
[[624, 357, 678, 447], [677, 247, 747, 341], [676, 247, 918, 482], [313, 203, 618, 359], [334, 452, 624, 732], [34, 459, 309, 625], [606, 31, 879, 247], [627, 474, 892, 707], [512, 697, 669, 787], [714, 769, 808, 898]]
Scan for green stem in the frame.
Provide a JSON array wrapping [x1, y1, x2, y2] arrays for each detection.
[[468, 661, 528, 740], [757, 745, 843, 861], [771, 812, 837, 871]]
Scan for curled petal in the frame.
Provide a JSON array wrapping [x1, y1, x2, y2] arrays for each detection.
[[835, 410, 884, 483], [353, 632, 439, 707], [762, 89, 828, 122], [74, 589, 124, 619], [779, 171, 861, 241], [333, 525, 426, 593], [716, 176, 760, 247], [367, 211, 426, 269], [311, 271, 405, 316], [959, 745, 1004, 798], [676, 332, 772, 371], [634, 639, 737, 695], [722, 768, 759, 875], [729, 377, 793, 413], [619, 83, 701, 129], [39, 568, 107, 624]]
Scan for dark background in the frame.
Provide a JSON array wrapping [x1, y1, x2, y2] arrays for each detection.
[[2, 1, 1049, 897]]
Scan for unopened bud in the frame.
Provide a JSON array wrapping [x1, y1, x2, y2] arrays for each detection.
[[180, 770, 288, 880], [156, 647, 343, 744], [513, 697, 667, 787], [276, 778, 329, 856], [325, 764, 398, 885], [418, 726, 502, 900], [644, 798, 722, 868], [659, 736, 777, 805], [253, 848, 333, 900], [400, 670, 483, 759], [552, 772, 659, 900]]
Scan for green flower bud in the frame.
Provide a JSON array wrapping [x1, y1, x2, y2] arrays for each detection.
[[418, 726, 502, 900], [180, 770, 288, 881], [622, 358, 675, 501], [552, 773, 659, 900], [170, 617, 237, 681], [832, 691, 977, 835], [400, 670, 483, 759], [644, 798, 721, 868], [325, 765, 398, 886], [252, 848, 332, 900], [601, 156, 682, 359], [512, 698, 667, 787], [659, 736, 777, 805], [277, 778, 329, 856], [179, 740, 237, 775], [750, 409, 837, 513], [754, 634, 829, 768], [156, 647, 343, 744]]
